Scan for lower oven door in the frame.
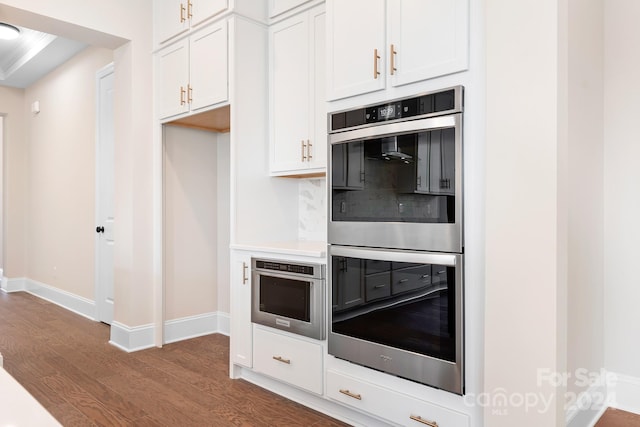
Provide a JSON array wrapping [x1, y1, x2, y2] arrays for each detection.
[[328, 245, 463, 394]]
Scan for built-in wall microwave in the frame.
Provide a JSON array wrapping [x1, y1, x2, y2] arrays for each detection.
[[251, 258, 325, 340]]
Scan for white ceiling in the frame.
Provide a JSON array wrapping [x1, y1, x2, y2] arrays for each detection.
[[0, 23, 87, 89]]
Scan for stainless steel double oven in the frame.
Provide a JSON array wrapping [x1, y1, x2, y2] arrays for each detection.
[[328, 86, 464, 394]]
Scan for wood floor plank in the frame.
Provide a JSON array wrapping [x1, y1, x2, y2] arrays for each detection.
[[0, 291, 350, 426]]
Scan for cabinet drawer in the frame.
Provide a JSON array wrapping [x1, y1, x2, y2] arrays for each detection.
[[392, 265, 432, 295], [365, 260, 391, 275], [326, 370, 469, 427], [253, 327, 323, 394], [364, 271, 391, 302]]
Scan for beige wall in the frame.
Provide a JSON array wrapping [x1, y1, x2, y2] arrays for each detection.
[[217, 132, 231, 314], [566, 0, 605, 398], [0, 0, 155, 327], [24, 46, 113, 299], [604, 0, 640, 379], [164, 126, 220, 320], [484, 0, 567, 425], [0, 86, 27, 279]]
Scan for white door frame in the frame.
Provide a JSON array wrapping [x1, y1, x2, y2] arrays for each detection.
[[95, 62, 115, 324]]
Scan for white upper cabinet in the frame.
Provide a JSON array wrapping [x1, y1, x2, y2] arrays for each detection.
[[327, 0, 469, 100], [154, 0, 227, 45], [156, 20, 228, 120], [269, 5, 326, 176], [190, 0, 228, 27], [326, 0, 385, 101], [388, 0, 469, 88], [155, 0, 189, 45], [268, 0, 312, 18], [189, 23, 228, 111], [156, 39, 190, 119]]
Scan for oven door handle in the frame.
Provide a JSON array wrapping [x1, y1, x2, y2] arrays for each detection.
[[330, 245, 459, 267], [329, 114, 460, 145]]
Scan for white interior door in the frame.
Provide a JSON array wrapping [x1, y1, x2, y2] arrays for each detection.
[[96, 63, 115, 325]]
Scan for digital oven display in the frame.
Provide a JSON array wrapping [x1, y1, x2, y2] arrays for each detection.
[[378, 104, 396, 120]]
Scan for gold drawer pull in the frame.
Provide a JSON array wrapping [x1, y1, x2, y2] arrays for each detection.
[[272, 356, 290, 364], [339, 389, 362, 400], [410, 415, 438, 427]]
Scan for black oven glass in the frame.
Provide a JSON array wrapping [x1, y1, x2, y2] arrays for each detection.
[[331, 256, 456, 362], [332, 128, 455, 224], [259, 276, 311, 322]]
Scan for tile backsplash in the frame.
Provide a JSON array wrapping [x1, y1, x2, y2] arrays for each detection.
[[299, 178, 326, 241]]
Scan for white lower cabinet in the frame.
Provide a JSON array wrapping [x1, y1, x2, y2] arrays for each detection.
[[326, 370, 470, 427], [253, 326, 323, 394], [230, 251, 252, 368]]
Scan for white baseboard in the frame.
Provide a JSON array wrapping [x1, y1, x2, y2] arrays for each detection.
[[109, 321, 156, 352], [1, 276, 230, 353], [25, 278, 96, 321], [608, 372, 640, 416], [1, 276, 96, 320], [110, 311, 231, 352], [164, 311, 230, 344], [566, 377, 607, 427], [1, 276, 27, 293]]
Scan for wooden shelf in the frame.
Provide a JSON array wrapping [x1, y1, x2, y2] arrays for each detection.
[[166, 104, 230, 133]]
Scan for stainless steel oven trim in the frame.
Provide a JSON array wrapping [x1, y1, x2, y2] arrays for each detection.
[[328, 245, 464, 394], [328, 113, 463, 253], [327, 85, 464, 134], [329, 114, 457, 145], [251, 260, 325, 340], [330, 245, 457, 267]]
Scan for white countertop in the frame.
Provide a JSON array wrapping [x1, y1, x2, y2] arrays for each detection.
[[231, 240, 327, 258], [0, 367, 61, 426]]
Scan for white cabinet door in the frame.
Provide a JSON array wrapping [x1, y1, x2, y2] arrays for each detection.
[[270, 14, 310, 173], [156, 39, 190, 119], [190, 0, 228, 28], [270, 5, 326, 176], [326, 0, 385, 100], [388, 0, 469, 87], [154, 0, 190, 45], [190, 21, 228, 112], [308, 7, 326, 170], [230, 252, 252, 368]]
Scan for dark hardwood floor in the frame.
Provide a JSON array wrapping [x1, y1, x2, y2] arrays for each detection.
[[3, 291, 639, 427], [0, 291, 349, 426]]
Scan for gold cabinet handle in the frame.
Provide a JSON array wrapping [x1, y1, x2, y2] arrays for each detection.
[[339, 389, 362, 400], [301, 140, 307, 162], [307, 140, 313, 161], [242, 262, 248, 284], [409, 415, 438, 427], [187, 0, 193, 18], [187, 84, 193, 103], [180, 86, 186, 105], [373, 48, 381, 79], [272, 356, 291, 364], [390, 44, 397, 75], [180, 3, 186, 23]]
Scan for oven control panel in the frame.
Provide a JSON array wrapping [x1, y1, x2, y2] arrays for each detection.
[[254, 259, 324, 278], [329, 86, 463, 132]]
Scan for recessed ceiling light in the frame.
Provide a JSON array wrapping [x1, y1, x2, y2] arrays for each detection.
[[0, 23, 21, 41]]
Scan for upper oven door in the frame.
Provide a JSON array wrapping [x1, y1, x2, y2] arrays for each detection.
[[329, 114, 463, 253]]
